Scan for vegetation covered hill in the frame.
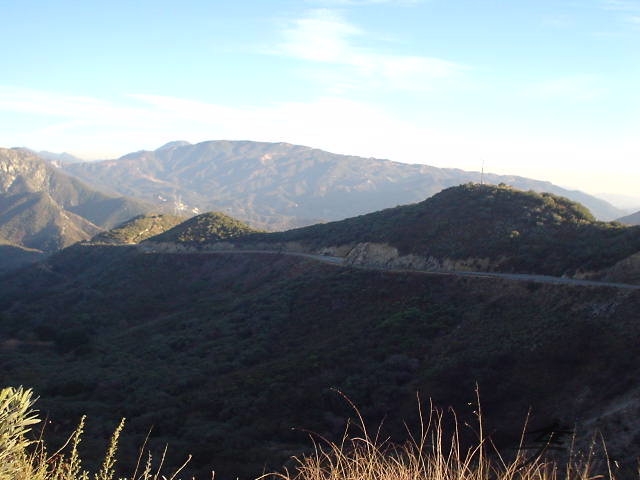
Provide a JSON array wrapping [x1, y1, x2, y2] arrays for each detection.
[[1, 245, 639, 477], [232, 184, 640, 277], [61, 140, 623, 229], [618, 210, 640, 225], [147, 211, 258, 243], [90, 213, 185, 244]]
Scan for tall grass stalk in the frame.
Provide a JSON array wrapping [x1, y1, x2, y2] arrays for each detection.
[[262, 392, 627, 480]]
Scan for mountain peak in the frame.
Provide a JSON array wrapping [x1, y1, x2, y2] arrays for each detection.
[[156, 140, 192, 151]]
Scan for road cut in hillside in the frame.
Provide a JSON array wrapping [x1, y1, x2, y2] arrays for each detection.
[[139, 245, 640, 290]]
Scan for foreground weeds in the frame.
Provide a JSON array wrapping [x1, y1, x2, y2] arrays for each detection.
[[1, 386, 635, 480], [265, 393, 632, 480], [0, 387, 191, 480]]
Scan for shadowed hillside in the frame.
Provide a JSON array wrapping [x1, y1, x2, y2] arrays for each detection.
[[1, 244, 639, 478], [0, 238, 44, 273]]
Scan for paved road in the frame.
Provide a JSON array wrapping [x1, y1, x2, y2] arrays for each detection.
[[148, 247, 640, 290]]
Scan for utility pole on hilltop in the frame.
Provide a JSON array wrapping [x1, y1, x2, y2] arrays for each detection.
[[480, 159, 485, 185]]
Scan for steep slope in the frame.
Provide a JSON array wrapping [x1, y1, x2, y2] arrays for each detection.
[[148, 211, 258, 243], [0, 245, 639, 478], [0, 147, 155, 229], [228, 184, 640, 277], [61, 140, 622, 229], [0, 191, 101, 251], [617, 210, 640, 226], [90, 213, 186, 245]]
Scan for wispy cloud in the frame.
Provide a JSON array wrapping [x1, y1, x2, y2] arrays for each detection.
[[0, 85, 434, 159], [274, 9, 464, 92]]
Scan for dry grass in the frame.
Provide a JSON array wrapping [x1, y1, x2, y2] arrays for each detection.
[[263, 392, 630, 480], [1, 386, 635, 480]]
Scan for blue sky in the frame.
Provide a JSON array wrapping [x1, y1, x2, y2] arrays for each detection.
[[1, 0, 638, 197]]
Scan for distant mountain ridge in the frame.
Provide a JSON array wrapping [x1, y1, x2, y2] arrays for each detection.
[[35, 150, 84, 166], [0, 148, 157, 264], [61, 140, 623, 230], [617, 210, 640, 226], [1, 148, 155, 228]]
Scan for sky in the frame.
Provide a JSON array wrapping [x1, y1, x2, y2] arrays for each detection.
[[0, 0, 639, 198]]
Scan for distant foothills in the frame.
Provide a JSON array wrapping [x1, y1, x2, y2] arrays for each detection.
[[0, 141, 638, 274]]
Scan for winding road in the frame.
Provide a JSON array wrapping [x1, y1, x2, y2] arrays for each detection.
[[144, 247, 640, 290]]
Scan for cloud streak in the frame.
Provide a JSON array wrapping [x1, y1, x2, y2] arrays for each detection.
[[274, 9, 464, 92], [0, 85, 435, 159]]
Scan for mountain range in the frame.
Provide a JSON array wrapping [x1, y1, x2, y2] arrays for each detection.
[[61, 140, 624, 229], [0, 147, 157, 270]]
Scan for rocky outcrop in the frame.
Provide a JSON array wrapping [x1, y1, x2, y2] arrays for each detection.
[[141, 240, 502, 273], [342, 242, 495, 272], [597, 252, 640, 284]]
